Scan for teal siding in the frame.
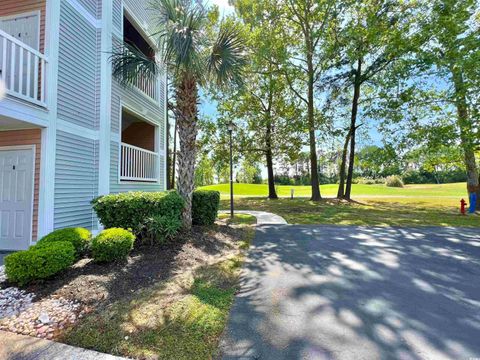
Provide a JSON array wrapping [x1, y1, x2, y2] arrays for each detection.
[[77, 0, 99, 18], [54, 131, 98, 230], [113, 0, 122, 32], [57, 0, 97, 130]]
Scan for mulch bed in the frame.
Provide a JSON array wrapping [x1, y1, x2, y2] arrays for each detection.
[[0, 221, 246, 339]]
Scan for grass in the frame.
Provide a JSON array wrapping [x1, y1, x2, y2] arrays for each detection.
[[62, 223, 255, 360], [200, 182, 467, 200], [220, 197, 479, 227], [218, 213, 257, 225]]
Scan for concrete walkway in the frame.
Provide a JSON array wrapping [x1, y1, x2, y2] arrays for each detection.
[[0, 330, 128, 360], [220, 225, 480, 359], [220, 210, 288, 225]]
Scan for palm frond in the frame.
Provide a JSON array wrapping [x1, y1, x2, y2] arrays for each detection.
[[111, 43, 159, 87], [207, 24, 248, 87], [150, 0, 207, 74]]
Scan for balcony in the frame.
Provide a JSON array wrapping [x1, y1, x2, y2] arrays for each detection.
[[130, 61, 158, 101], [120, 143, 159, 182], [123, 11, 158, 101], [0, 29, 48, 108], [120, 109, 159, 182]]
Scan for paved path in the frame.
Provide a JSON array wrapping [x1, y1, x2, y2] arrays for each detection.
[[0, 330, 128, 360], [220, 210, 288, 225], [221, 225, 480, 360]]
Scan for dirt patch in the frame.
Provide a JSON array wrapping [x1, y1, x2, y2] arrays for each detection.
[[1, 222, 246, 310]]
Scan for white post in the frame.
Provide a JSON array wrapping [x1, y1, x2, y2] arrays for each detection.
[[98, 0, 113, 196], [37, 0, 60, 238]]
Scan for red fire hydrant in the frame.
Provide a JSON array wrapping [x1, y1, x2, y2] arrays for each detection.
[[460, 199, 467, 215]]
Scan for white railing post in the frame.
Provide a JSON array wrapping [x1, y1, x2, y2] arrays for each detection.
[[0, 29, 48, 107]]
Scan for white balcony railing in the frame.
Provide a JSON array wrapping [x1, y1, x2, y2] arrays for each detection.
[[133, 73, 157, 101], [120, 142, 159, 182], [0, 30, 48, 107]]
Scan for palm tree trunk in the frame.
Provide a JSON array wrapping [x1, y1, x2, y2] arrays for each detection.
[[176, 72, 198, 228]]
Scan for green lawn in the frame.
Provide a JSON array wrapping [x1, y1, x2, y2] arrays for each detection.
[[200, 182, 467, 199], [206, 182, 477, 227], [220, 197, 479, 227]]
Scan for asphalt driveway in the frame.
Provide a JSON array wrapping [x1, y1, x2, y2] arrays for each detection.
[[220, 225, 480, 360]]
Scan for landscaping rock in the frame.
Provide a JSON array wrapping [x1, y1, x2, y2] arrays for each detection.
[[0, 287, 35, 319], [38, 312, 50, 324], [0, 288, 85, 339]]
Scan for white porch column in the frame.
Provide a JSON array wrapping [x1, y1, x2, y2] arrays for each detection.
[[98, 0, 113, 196], [37, 0, 60, 238]]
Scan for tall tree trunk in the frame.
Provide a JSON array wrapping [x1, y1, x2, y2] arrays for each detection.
[[345, 58, 362, 200], [307, 53, 321, 201], [451, 66, 479, 208], [337, 128, 351, 198], [265, 121, 278, 199], [171, 118, 178, 189], [176, 73, 198, 229]]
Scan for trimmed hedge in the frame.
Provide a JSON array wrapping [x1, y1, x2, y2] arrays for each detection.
[[92, 191, 184, 232], [5, 242, 76, 285], [37, 227, 91, 255], [91, 228, 135, 262], [192, 190, 220, 226]]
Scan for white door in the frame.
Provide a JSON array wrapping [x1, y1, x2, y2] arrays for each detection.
[[0, 148, 34, 251]]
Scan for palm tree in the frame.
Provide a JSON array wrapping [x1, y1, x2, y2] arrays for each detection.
[[111, 0, 246, 228]]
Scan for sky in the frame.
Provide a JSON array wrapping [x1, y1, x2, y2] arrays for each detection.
[[210, 0, 235, 15]]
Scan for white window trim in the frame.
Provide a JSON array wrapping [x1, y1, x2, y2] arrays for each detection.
[[0, 144, 36, 246]]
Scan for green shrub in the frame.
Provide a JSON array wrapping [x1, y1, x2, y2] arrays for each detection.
[[192, 190, 220, 226], [140, 215, 182, 245], [386, 175, 404, 188], [91, 228, 135, 262], [37, 227, 91, 255], [92, 191, 184, 233], [5, 242, 76, 285]]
